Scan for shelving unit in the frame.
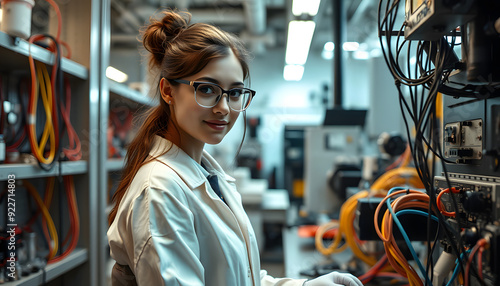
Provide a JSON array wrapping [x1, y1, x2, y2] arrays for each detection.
[[106, 158, 125, 172], [108, 80, 155, 107], [0, 0, 101, 284], [4, 249, 88, 286], [0, 32, 88, 80], [0, 161, 88, 180]]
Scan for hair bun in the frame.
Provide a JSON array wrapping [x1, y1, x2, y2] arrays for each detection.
[[159, 10, 191, 40], [142, 10, 192, 69]]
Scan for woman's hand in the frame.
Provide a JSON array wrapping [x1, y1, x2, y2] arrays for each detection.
[[303, 271, 363, 286]]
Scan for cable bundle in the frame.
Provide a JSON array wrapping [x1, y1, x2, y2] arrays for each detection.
[[26, 0, 82, 169], [374, 187, 440, 286], [22, 179, 59, 260], [375, 0, 498, 284], [20, 176, 80, 262], [315, 165, 424, 275]]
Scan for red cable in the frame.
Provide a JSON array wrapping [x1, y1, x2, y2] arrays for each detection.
[[49, 176, 80, 263], [60, 78, 82, 160], [436, 187, 460, 216], [465, 238, 487, 286]]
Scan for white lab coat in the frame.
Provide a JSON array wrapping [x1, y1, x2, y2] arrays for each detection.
[[108, 135, 307, 286]]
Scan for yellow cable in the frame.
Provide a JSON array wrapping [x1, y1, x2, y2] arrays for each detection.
[[371, 167, 424, 191], [32, 63, 56, 164], [380, 193, 424, 286], [315, 220, 348, 255], [38, 64, 56, 161], [342, 191, 379, 266], [22, 180, 59, 260]]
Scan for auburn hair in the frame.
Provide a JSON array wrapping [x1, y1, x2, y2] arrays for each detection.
[[108, 9, 250, 225]]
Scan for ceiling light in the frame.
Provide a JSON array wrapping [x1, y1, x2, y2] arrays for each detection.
[[352, 51, 370, 60], [285, 20, 316, 65], [321, 42, 334, 60], [106, 66, 128, 83], [283, 65, 304, 81], [292, 0, 321, 16], [324, 41, 334, 52], [342, 42, 360, 51]]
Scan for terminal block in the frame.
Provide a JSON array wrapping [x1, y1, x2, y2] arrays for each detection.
[[435, 176, 500, 223], [444, 119, 483, 163]]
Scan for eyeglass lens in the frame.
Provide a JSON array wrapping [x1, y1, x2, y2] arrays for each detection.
[[195, 83, 252, 111]]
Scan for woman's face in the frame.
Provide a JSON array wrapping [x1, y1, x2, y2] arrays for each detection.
[[162, 49, 245, 155]]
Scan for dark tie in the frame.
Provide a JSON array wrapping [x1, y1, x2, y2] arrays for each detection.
[[207, 174, 226, 204]]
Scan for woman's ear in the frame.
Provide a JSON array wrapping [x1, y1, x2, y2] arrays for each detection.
[[160, 78, 173, 104]]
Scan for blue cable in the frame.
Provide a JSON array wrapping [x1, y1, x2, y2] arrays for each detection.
[[445, 251, 470, 286], [386, 187, 434, 286]]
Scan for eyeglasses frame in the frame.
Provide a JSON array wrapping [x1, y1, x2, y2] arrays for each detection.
[[167, 78, 256, 111]]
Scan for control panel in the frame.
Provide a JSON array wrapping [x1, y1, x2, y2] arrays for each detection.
[[444, 119, 483, 163]]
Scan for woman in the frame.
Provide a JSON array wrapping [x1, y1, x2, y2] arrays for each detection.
[[107, 9, 362, 286]]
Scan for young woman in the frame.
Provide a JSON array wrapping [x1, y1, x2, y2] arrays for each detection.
[[107, 9, 363, 286]]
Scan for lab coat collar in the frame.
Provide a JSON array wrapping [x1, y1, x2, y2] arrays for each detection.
[[149, 135, 235, 189]]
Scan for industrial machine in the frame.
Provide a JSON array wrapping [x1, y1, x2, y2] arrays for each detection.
[[303, 109, 366, 217], [370, 0, 500, 284]]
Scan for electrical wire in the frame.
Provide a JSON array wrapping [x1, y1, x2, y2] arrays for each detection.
[[465, 238, 488, 286], [376, 0, 485, 282], [49, 175, 80, 263], [60, 78, 82, 161], [436, 187, 461, 217], [27, 62, 57, 165], [22, 180, 59, 260]]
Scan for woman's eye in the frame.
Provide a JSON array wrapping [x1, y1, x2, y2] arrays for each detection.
[[198, 85, 217, 95], [229, 89, 242, 98]]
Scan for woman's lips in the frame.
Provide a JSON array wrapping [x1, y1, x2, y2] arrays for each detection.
[[204, 120, 228, 131]]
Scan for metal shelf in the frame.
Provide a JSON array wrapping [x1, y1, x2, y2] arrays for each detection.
[[106, 158, 125, 172], [4, 248, 88, 286], [0, 31, 88, 80], [108, 80, 156, 107], [0, 160, 88, 181]]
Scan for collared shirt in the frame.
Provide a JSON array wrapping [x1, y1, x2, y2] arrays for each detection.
[[107, 135, 306, 286]]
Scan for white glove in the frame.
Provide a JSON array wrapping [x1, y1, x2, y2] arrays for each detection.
[[303, 271, 363, 286]]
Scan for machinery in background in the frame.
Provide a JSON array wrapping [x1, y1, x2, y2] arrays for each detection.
[[237, 117, 263, 179], [303, 109, 366, 218], [366, 0, 500, 284], [283, 125, 308, 203]]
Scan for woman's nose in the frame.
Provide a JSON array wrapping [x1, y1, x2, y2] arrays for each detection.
[[213, 93, 230, 115]]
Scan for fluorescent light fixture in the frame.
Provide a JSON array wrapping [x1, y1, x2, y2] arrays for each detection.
[[342, 42, 360, 51], [106, 66, 128, 83], [0, 8, 3, 24], [292, 0, 321, 16], [283, 65, 304, 81], [321, 42, 334, 60], [352, 50, 370, 60], [285, 21, 316, 65], [324, 41, 334, 52]]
